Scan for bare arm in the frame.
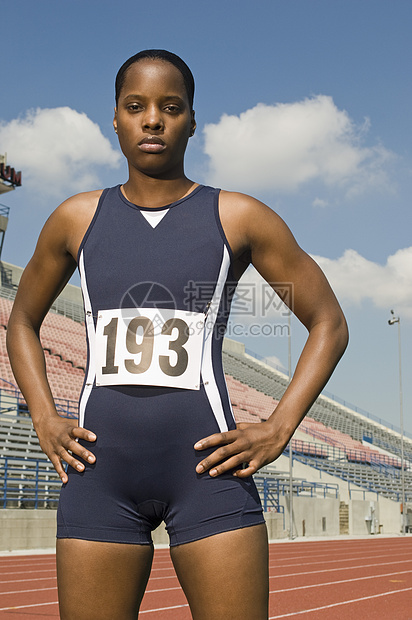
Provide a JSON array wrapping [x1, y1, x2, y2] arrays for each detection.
[[6, 193, 100, 482], [195, 193, 348, 477]]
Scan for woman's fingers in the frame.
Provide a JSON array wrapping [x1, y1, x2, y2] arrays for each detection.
[[69, 426, 97, 464], [209, 456, 259, 478], [194, 429, 255, 476], [37, 418, 97, 481], [71, 426, 96, 443], [233, 462, 258, 478], [50, 453, 69, 484], [194, 422, 284, 477], [194, 430, 234, 451]]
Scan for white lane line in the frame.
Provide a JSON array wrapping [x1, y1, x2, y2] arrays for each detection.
[[0, 569, 55, 577], [0, 586, 57, 596], [269, 569, 412, 594], [140, 603, 189, 613], [0, 601, 58, 612], [270, 558, 412, 579], [269, 549, 394, 562], [0, 561, 54, 566], [0, 577, 57, 585], [145, 586, 181, 594], [269, 550, 412, 571], [268, 543, 410, 559], [268, 587, 412, 619]]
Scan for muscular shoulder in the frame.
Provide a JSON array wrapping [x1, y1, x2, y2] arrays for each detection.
[[218, 189, 297, 257], [42, 189, 104, 259], [219, 189, 267, 219], [53, 189, 103, 224]]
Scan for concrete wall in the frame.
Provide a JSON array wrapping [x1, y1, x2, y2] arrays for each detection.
[[348, 498, 401, 536], [0, 509, 57, 552], [0, 215, 8, 234], [350, 500, 379, 536], [377, 495, 402, 535], [265, 512, 287, 540], [279, 496, 340, 538]]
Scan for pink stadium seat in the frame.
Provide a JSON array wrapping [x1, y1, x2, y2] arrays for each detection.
[[0, 298, 13, 327], [298, 414, 400, 465], [226, 376, 279, 425]]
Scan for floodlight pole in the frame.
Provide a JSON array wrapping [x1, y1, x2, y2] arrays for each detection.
[[288, 311, 294, 540], [388, 310, 406, 536]]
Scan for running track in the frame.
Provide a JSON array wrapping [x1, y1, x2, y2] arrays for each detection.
[[0, 537, 411, 619]]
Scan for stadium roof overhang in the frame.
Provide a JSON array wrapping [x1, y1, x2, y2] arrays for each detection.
[[0, 182, 16, 195]]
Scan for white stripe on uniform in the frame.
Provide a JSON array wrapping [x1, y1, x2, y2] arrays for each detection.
[[201, 245, 234, 432], [78, 250, 96, 428]]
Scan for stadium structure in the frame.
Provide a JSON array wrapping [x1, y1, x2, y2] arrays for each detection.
[[1, 228, 411, 550], [0, 154, 22, 261]]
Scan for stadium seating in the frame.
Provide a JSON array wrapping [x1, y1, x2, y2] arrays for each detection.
[[0, 296, 86, 404], [222, 348, 412, 463], [222, 348, 412, 501], [1, 292, 411, 508]]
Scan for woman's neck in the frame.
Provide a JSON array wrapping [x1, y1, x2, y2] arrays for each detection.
[[122, 173, 197, 208]]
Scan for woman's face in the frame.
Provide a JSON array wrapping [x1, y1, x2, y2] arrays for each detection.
[[114, 59, 196, 179]]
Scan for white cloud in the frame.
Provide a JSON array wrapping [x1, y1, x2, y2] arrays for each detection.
[[228, 248, 412, 322], [312, 197, 329, 208], [312, 247, 412, 318], [203, 95, 393, 196], [230, 266, 290, 321], [226, 266, 289, 371], [0, 107, 121, 198]]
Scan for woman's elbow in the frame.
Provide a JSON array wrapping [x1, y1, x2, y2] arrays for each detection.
[[334, 311, 349, 357]]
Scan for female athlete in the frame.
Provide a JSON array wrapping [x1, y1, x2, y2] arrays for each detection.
[[7, 50, 348, 619]]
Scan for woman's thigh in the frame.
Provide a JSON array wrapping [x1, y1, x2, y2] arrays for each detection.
[[57, 538, 154, 620], [170, 524, 269, 620]]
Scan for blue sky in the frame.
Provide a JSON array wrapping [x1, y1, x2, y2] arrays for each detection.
[[1, 0, 411, 433]]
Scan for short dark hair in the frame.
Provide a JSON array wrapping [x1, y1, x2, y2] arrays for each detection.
[[115, 49, 195, 109]]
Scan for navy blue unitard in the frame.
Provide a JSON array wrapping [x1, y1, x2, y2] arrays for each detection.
[[57, 185, 264, 546]]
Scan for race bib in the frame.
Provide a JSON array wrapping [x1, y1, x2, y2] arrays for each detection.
[[95, 308, 205, 390]]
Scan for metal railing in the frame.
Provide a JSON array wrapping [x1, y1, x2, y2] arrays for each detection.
[[0, 380, 79, 419], [255, 474, 339, 502], [0, 456, 61, 509]]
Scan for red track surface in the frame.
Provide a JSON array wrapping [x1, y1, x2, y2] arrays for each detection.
[[0, 537, 411, 619]]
